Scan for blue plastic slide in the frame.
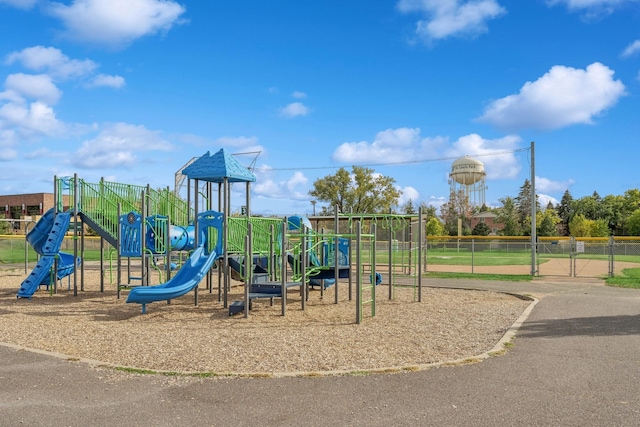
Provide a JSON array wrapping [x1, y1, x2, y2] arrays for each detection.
[[17, 257, 56, 298], [125, 246, 219, 313], [17, 208, 80, 299]]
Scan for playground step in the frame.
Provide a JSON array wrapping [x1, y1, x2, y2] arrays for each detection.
[[309, 266, 350, 280], [252, 272, 269, 284], [228, 292, 284, 316], [250, 281, 298, 294], [229, 300, 248, 316], [309, 278, 334, 289]]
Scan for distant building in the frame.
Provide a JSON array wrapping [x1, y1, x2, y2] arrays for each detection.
[[470, 211, 502, 235], [0, 193, 70, 233]]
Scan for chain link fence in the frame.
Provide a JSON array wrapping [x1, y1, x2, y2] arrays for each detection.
[[2, 232, 640, 278], [425, 236, 640, 278]]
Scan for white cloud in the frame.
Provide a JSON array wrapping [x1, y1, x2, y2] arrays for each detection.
[[445, 133, 523, 180], [253, 167, 310, 201], [332, 127, 445, 164], [5, 46, 97, 80], [24, 147, 67, 159], [213, 135, 265, 153], [397, 0, 506, 41], [426, 195, 448, 212], [0, 147, 18, 161], [279, 102, 309, 118], [4, 73, 62, 105], [0, 100, 65, 138], [398, 186, 420, 206], [0, 48, 123, 157], [535, 176, 576, 193], [547, 0, 633, 11], [292, 91, 307, 99], [621, 40, 640, 58], [47, 0, 186, 47], [476, 62, 626, 131], [5, 46, 124, 90], [546, 0, 639, 18], [88, 74, 126, 88], [0, 88, 25, 104], [286, 171, 308, 192], [0, 129, 19, 161], [73, 123, 173, 169], [538, 193, 559, 208], [0, 0, 37, 9]]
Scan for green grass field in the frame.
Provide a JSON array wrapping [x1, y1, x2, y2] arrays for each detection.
[[0, 238, 106, 264], [370, 248, 640, 266], [606, 268, 640, 289]]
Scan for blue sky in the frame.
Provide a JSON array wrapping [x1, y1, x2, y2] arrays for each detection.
[[0, 0, 639, 216]]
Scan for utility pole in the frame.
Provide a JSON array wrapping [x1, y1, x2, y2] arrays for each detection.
[[530, 141, 537, 276]]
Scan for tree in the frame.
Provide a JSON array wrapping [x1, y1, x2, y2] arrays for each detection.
[[515, 179, 540, 236], [600, 194, 624, 235], [626, 209, 640, 236], [556, 190, 573, 236], [401, 199, 416, 215], [622, 189, 640, 214], [569, 214, 592, 237], [572, 194, 602, 221], [425, 217, 445, 236], [537, 207, 560, 237], [309, 166, 401, 214], [620, 189, 640, 234], [440, 189, 473, 236], [418, 202, 438, 221], [495, 196, 521, 236], [591, 219, 610, 237], [471, 221, 491, 236]]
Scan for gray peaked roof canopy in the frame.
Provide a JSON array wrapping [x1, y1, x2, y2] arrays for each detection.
[[182, 149, 257, 183]]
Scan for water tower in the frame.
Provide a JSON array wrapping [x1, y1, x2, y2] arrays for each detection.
[[448, 156, 486, 207]]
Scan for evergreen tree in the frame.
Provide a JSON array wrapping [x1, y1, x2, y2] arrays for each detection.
[[471, 221, 491, 236], [418, 202, 438, 221], [495, 196, 521, 236], [556, 190, 573, 236], [401, 199, 416, 215], [537, 210, 559, 236], [514, 179, 540, 235]]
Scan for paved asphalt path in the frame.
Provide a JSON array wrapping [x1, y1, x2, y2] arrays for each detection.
[[1, 278, 639, 426]]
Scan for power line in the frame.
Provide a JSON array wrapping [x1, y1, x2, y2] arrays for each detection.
[[255, 147, 530, 172]]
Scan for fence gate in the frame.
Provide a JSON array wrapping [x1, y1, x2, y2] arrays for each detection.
[[538, 237, 613, 278]]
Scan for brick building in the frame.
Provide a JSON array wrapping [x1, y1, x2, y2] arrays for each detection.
[[470, 211, 503, 235], [0, 193, 71, 233]]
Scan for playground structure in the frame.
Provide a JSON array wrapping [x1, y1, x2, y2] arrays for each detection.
[[16, 208, 80, 298], [16, 149, 428, 322]]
